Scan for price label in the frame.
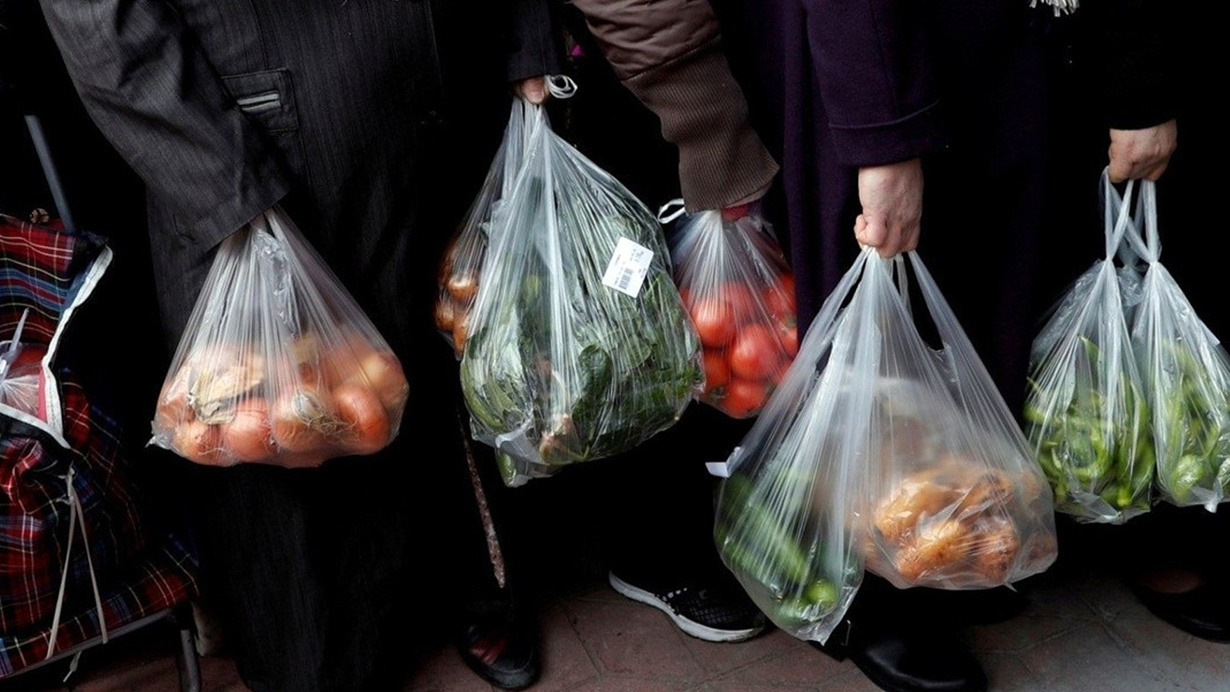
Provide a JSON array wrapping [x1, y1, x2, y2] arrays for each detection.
[[602, 237, 654, 298]]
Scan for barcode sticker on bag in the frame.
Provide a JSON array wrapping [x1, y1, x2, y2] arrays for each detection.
[[602, 237, 654, 298]]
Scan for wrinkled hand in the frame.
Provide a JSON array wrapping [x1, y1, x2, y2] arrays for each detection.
[[1108, 119, 1177, 183], [855, 159, 923, 258], [514, 76, 548, 105]]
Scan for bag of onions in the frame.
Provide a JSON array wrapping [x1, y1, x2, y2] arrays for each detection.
[[150, 208, 408, 468]]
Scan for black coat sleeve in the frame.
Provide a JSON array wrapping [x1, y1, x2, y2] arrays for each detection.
[[37, 0, 289, 247], [508, 0, 563, 81], [805, 0, 945, 167], [1085, 0, 1178, 129]]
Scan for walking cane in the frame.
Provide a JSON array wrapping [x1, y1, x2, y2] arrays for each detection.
[[456, 405, 508, 589]]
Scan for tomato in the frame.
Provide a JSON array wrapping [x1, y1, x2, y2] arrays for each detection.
[[334, 382, 391, 455], [729, 324, 781, 381], [173, 420, 225, 465], [677, 287, 692, 310], [764, 275, 797, 321], [723, 378, 768, 418], [703, 349, 731, 393], [722, 284, 759, 324], [690, 297, 735, 348], [779, 324, 799, 359], [223, 400, 275, 462], [778, 274, 795, 303]]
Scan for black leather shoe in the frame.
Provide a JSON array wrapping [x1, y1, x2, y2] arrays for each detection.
[[811, 619, 986, 692], [456, 599, 541, 690], [1131, 579, 1230, 643]]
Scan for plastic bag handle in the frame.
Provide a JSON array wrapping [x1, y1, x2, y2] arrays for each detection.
[[1100, 169, 1139, 260], [1136, 180, 1161, 261], [1101, 171, 1161, 265], [545, 75, 577, 100], [657, 198, 687, 225]]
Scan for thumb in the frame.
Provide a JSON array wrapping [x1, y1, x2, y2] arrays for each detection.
[[523, 78, 546, 105]]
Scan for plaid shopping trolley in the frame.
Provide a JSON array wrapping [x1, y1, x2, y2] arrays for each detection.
[[1, 116, 200, 685]]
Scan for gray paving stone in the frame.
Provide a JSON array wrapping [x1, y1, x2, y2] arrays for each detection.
[[1017, 621, 1172, 692]]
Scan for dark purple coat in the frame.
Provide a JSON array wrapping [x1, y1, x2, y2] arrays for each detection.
[[716, 0, 1059, 411]]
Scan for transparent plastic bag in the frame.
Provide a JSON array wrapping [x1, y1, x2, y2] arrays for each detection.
[[663, 205, 797, 418], [716, 249, 1057, 642], [0, 309, 43, 419], [436, 101, 533, 358], [459, 100, 703, 487], [150, 208, 409, 468], [1026, 174, 1154, 523], [1118, 181, 1230, 510]]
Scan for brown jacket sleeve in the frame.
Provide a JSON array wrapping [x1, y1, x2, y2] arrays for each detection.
[[569, 0, 778, 211]]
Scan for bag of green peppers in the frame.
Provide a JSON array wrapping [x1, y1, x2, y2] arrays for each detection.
[[716, 250, 1057, 644], [1026, 173, 1155, 523], [1118, 181, 1230, 510], [459, 92, 702, 487]]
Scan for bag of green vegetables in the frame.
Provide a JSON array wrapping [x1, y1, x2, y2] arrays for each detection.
[[1118, 180, 1230, 510], [1026, 173, 1154, 523], [459, 95, 703, 487]]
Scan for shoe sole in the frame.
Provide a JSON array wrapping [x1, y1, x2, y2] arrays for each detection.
[[608, 573, 764, 644]]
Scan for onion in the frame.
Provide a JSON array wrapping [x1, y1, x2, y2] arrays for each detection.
[[223, 400, 275, 462], [435, 297, 457, 333], [333, 382, 391, 455], [354, 351, 408, 412], [155, 368, 194, 428], [271, 389, 332, 453], [447, 272, 479, 302], [172, 421, 225, 465], [453, 312, 470, 358]]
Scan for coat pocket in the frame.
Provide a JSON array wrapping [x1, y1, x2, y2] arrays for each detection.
[[222, 69, 300, 134]]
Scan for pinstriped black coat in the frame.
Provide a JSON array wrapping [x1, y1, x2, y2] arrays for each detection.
[[31, 5, 559, 690], [37, 0, 558, 355]]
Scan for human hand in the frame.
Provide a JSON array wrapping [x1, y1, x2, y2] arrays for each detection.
[[1108, 119, 1177, 183], [855, 159, 923, 257], [514, 76, 548, 105]]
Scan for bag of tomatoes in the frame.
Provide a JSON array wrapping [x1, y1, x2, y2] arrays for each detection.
[[459, 97, 703, 487], [150, 208, 409, 468], [662, 204, 797, 418], [714, 249, 1057, 643], [436, 100, 533, 358]]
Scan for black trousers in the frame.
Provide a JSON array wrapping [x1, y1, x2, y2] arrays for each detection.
[[183, 347, 487, 692]]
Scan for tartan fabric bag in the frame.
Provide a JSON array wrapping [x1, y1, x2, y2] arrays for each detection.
[[0, 212, 162, 664]]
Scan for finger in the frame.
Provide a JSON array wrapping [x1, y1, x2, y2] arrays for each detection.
[[855, 213, 888, 249], [900, 224, 921, 253], [1144, 161, 1170, 181], [1108, 156, 1131, 184], [521, 78, 546, 105], [876, 225, 904, 258]]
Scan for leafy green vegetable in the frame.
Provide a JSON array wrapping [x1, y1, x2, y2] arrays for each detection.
[[460, 178, 702, 485]]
